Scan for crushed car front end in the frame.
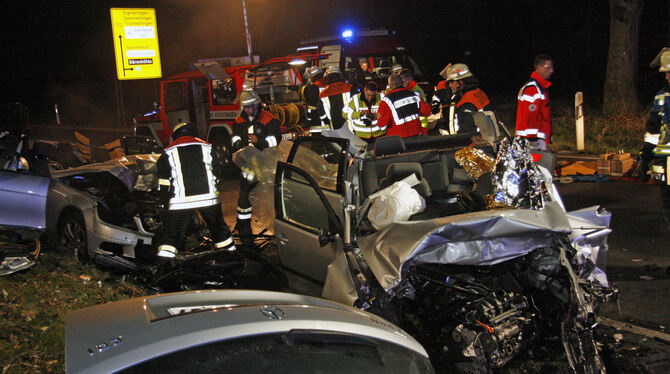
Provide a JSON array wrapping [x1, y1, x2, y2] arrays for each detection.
[[273, 135, 617, 372], [47, 155, 162, 267]]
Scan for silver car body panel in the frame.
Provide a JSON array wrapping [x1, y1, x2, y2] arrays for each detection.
[[0, 170, 49, 229], [45, 155, 159, 258], [66, 290, 429, 374]]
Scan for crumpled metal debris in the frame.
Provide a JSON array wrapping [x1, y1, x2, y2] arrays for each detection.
[[454, 146, 495, 179], [487, 137, 548, 210]]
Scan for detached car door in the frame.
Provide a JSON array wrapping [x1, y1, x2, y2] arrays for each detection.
[[274, 137, 349, 283], [0, 167, 49, 230]]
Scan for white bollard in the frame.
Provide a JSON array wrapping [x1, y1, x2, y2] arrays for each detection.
[[54, 104, 61, 125], [575, 92, 584, 151]]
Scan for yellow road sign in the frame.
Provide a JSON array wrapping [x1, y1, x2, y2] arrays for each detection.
[[110, 8, 162, 80]]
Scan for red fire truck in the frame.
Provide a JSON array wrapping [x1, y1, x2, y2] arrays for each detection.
[[133, 54, 326, 168]]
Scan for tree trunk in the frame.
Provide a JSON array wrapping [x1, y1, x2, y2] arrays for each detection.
[[603, 0, 644, 115]]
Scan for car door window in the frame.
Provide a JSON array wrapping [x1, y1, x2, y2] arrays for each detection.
[[278, 164, 333, 235], [288, 137, 348, 193]]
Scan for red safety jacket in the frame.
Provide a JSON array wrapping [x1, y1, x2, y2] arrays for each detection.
[[457, 88, 490, 110], [377, 88, 432, 138], [515, 71, 552, 142]]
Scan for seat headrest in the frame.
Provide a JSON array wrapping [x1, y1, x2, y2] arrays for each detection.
[[374, 135, 405, 156], [378, 162, 431, 197], [385, 162, 423, 180]]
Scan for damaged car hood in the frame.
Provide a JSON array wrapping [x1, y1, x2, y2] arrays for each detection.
[[357, 201, 586, 291], [52, 154, 159, 191]]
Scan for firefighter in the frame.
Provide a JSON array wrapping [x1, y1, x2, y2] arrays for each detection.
[[342, 81, 385, 142], [515, 54, 554, 150], [231, 89, 281, 246], [432, 64, 457, 117], [435, 63, 492, 135], [300, 66, 329, 133], [641, 48, 670, 181], [319, 66, 354, 132], [156, 122, 235, 258], [377, 73, 432, 138], [647, 48, 670, 226]]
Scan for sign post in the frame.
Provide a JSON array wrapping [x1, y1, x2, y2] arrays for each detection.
[[110, 8, 162, 80], [575, 91, 584, 151]]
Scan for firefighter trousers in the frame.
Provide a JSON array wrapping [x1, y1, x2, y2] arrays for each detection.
[[236, 178, 258, 230], [158, 204, 233, 252]]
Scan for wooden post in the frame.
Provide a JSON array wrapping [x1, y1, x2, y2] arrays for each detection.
[[575, 92, 584, 151]]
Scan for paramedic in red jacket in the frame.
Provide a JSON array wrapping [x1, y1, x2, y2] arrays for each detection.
[[515, 54, 554, 150], [377, 73, 431, 138]]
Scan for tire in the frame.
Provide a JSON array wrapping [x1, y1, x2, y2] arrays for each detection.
[[59, 211, 89, 263]]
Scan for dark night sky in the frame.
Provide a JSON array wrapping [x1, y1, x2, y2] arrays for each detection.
[[1, 0, 668, 126]]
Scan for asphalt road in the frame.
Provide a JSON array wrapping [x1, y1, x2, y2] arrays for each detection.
[[557, 178, 670, 328]]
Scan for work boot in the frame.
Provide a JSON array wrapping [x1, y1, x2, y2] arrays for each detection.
[[234, 219, 254, 247]]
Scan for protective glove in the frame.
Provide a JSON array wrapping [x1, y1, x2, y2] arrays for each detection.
[[361, 114, 373, 127], [157, 183, 172, 205]]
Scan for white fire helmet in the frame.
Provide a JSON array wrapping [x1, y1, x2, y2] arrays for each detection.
[[442, 63, 473, 81], [237, 89, 261, 106], [304, 65, 323, 79], [660, 49, 670, 72], [325, 65, 341, 76]]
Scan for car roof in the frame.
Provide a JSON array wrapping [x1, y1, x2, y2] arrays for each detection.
[[66, 290, 427, 374]]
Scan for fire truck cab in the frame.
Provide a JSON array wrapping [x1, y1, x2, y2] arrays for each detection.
[[296, 28, 430, 95]]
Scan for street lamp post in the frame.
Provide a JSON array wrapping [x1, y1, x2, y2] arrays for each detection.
[[242, 0, 253, 62]]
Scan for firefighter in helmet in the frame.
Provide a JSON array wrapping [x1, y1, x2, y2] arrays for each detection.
[[434, 63, 492, 135], [641, 48, 670, 179], [644, 48, 670, 225], [300, 66, 329, 133], [231, 89, 281, 245], [156, 122, 235, 258], [319, 66, 354, 132]]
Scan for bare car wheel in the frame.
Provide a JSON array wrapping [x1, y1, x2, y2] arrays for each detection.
[[59, 211, 89, 263]]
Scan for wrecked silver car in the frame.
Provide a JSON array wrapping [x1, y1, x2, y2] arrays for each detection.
[[273, 135, 616, 372], [46, 154, 162, 267], [48, 154, 287, 292]]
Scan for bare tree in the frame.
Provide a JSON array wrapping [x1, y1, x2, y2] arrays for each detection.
[[603, 0, 644, 115]]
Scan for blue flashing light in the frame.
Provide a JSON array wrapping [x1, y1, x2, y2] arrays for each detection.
[[341, 29, 353, 38]]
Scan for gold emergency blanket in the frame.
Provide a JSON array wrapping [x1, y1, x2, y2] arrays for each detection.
[[454, 146, 495, 179]]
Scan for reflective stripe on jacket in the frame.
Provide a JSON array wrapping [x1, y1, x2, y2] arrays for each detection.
[[377, 88, 431, 138], [232, 109, 281, 150], [157, 137, 220, 210], [515, 71, 552, 142], [342, 92, 385, 139], [320, 81, 353, 130]]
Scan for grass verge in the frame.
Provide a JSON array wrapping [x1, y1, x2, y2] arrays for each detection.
[[0, 252, 145, 374]]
